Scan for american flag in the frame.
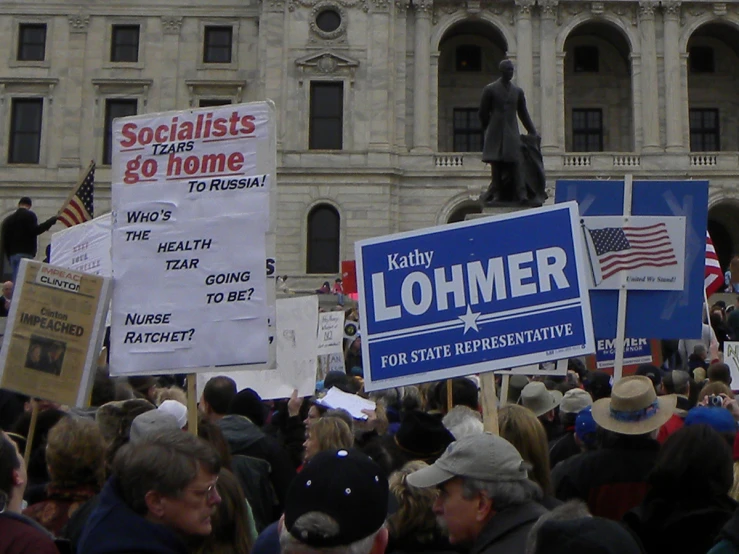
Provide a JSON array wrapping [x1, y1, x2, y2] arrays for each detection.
[[705, 230, 723, 297], [588, 223, 677, 281], [58, 162, 94, 227]]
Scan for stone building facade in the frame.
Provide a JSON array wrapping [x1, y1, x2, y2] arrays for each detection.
[[2, 0, 739, 284]]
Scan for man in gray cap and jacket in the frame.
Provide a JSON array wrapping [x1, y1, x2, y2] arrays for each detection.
[[407, 433, 547, 554]]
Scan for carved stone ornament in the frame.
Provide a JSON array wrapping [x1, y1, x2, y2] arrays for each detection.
[[662, 1, 681, 18], [714, 2, 728, 16], [161, 16, 183, 34], [590, 2, 604, 16], [638, 1, 657, 18], [68, 14, 90, 33], [295, 51, 360, 84], [414, 0, 433, 14], [371, 0, 392, 11], [262, 0, 286, 11], [288, 0, 369, 12], [539, 0, 558, 19], [516, 0, 535, 16], [310, 3, 348, 40], [489, 2, 515, 25]]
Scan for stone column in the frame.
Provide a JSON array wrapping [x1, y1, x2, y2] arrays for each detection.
[[539, 0, 559, 151], [663, 1, 684, 151], [412, 0, 432, 152], [260, 0, 287, 149], [638, 1, 660, 151], [631, 54, 644, 151], [59, 14, 90, 168], [369, 0, 392, 150], [159, 16, 183, 112], [394, 0, 410, 149], [556, 52, 566, 148], [515, 0, 535, 123]]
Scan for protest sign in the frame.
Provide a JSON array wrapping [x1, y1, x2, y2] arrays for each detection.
[[723, 342, 739, 387], [0, 260, 111, 407], [317, 311, 345, 356], [356, 202, 595, 391], [110, 102, 276, 375], [592, 338, 657, 370], [51, 213, 113, 277], [580, 216, 686, 290], [497, 359, 568, 377], [196, 295, 319, 399]]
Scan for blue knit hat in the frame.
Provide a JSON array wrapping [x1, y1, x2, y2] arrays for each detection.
[[685, 406, 737, 434], [576, 406, 598, 446]]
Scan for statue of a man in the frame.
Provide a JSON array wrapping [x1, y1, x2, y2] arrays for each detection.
[[479, 59, 539, 206]]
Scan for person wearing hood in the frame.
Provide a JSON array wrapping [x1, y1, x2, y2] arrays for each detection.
[[200, 378, 296, 512], [77, 432, 221, 554]]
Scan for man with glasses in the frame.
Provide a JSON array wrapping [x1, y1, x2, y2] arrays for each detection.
[[78, 431, 221, 554]]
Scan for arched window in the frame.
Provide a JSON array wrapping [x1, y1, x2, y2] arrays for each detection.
[[307, 204, 340, 274]]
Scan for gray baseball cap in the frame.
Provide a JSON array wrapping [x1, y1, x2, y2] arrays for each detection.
[[405, 432, 528, 488]]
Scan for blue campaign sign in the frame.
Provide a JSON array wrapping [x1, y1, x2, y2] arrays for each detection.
[[555, 180, 708, 340], [595, 338, 653, 369], [355, 203, 595, 391]]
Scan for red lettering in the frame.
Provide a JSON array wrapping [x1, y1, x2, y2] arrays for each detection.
[[139, 127, 154, 145], [227, 152, 245, 172], [121, 123, 138, 147], [155, 125, 169, 143], [240, 115, 256, 135], [212, 118, 228, 137]]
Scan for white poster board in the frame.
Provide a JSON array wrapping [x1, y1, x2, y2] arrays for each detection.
[[197, 295, 319, 399], [50, 213, 113, 277], [110, 102, 276, 375], [317, 311, 345, 356], [723, 342, 739, 388]]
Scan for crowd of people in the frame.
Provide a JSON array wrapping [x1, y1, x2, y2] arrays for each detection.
[[2, 326, 739, 554], [3, 265, 739, 554]]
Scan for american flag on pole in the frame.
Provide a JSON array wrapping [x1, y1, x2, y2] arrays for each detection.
[[587, 223, 677, 281], [705, 230, 723, 297], [58, 162, 94, 227]]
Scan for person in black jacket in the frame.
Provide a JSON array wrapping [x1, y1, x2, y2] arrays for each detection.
[[1, 197, 57, 283], [624, 424, 737, 554]]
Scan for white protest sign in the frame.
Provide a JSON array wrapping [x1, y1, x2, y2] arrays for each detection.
[[111, 102, 276, 375], [723, 342, 739, 388], [496, 359, 568, 376], [317, 311, 345, 356], [50, 213, 112, 277], [197, 295, 319, 399]]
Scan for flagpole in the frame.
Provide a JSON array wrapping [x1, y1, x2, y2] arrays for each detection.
[[57, 160, 95, 217], [581, 219, 599, 287]]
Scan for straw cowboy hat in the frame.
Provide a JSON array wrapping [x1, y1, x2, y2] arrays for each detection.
[[591, 375, 676, 435], [520, 381, 563, 417]]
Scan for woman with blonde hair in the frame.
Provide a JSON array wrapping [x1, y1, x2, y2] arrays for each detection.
[[302, 416, 353, 464], [498, 404, 559, 508], [23, 417, 105, 535], [387, 460, 455, 554]]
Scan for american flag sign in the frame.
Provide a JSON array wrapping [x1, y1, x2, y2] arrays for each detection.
[[58, 162, 95, 227], [587, 223, 677, 281], [705, 230, 723, 297]]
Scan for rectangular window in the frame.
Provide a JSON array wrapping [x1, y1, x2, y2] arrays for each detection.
[[111, 25, 140, 62], [203, 26, 233, 63], [199, 99, 232, 107], [690, 46, 715, 73], [574, 46, 599, 73], [452, 108, 483, 152], [8, 98, 43, 164], [572, 108, 603, 152], [103, 99, 138, 164], [309, 82, 344, 150], [690, 108, 720, 151], [17, 23, 47, 61]]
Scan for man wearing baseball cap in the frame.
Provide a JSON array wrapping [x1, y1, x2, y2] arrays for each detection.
[[406, 433, 547, 554], [279, 449, 392, 554]]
